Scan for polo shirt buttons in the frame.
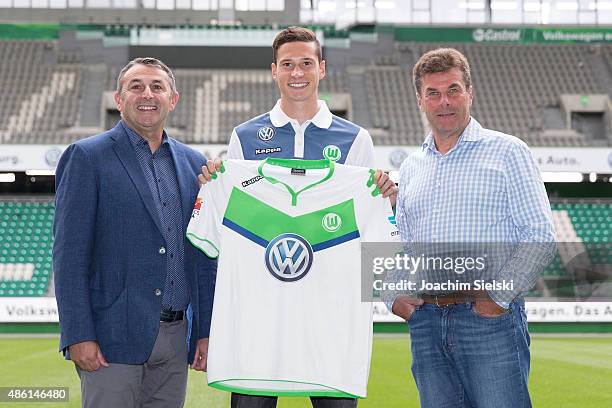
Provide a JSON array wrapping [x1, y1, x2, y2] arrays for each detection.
[[159, 246, 166, 255], [155, 289, 162, 296]]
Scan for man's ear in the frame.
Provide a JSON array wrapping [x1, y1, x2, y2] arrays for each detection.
[[169, 91, 180, 112], [416, 92, 424, 112], [114, 91, 122, 112], [319, 59, 326, 79], [271, 62, 277, 82]]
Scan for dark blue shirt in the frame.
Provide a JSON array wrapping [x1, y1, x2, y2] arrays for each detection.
[[123, 121, 189, 311]]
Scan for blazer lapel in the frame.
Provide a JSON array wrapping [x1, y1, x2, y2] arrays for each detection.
[[110, 123, 165, 236]]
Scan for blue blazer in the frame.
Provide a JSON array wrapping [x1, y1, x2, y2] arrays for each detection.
[[53, 121, 216, 364]]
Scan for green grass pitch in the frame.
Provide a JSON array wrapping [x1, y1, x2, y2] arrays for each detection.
[[0, 335, 611, 407]]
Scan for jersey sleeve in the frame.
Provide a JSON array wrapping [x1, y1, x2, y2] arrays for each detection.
[[344, 128, 375, 168], [355, 169, 401, 243], [186, 170, 228, 258], [226, 128, 245, 160]]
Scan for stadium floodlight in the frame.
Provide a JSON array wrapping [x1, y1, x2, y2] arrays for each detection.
[[0, 173, 16, 183], [556, 1, 579, 10], [490, 1, 518, 10], [523, 1, 542, 11], [459, 1, 486, 9], [25, 170, 55, 176], [318, 0, 336, 12], [541, 172, 583, 183], [375, 0, 395, 9], [589, 1, 612, 10]]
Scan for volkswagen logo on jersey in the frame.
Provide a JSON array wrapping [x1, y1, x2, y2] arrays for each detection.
[[265, 233, 313, 282], [322, 212, 342, 232], [323, 145, 341, 161], [257, 126, 275, 141]]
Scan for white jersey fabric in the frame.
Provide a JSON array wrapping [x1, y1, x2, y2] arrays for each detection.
[[187, 158, 399, 398]]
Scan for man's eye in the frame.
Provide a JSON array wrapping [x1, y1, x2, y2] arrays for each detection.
[[427, 91, 439, 97], [283, 63, 292, 68], [131, 85, 142, 90]]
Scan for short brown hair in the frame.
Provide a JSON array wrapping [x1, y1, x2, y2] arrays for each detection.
[[413, 48, 471, 95], [116, 57, 177, 93], [272, 26, 322, 63]]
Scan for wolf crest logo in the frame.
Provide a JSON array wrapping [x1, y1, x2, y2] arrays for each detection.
[[323, 145, 341, 161], [322, 213, 342, 232]]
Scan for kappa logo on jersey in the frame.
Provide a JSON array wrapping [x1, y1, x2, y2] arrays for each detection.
[[257, 126, 275, 141], [255, 147, 282, 155], [322, 213, 342, 232], [241, 175, 263, 187], [265, 233, 313, 282], [388, 215, 397, 225], [191, 197, 203, 218], [323, 145, 341, 161]]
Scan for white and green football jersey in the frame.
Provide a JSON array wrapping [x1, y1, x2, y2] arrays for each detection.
[[187, 158, 399, 398]]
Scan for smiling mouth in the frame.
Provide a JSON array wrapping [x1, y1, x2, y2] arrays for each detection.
[[137, 105, 158, 111], [288, 82, 308, 89], [437, 112, 455, 117]]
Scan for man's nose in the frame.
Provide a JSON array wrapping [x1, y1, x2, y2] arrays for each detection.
[[142, 86, 154, 97], [439, 93, 451, 105], [291, 66, 304, 77]]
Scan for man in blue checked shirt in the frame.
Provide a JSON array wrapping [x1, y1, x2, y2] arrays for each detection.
[[383, 48, 555, 408]]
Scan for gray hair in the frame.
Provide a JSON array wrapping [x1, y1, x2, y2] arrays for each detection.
[[116, 57, 177, 93]]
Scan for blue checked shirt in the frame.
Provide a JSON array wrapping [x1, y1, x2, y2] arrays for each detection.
[[383, 118, 556, 309], [123, 121, 189, 311]]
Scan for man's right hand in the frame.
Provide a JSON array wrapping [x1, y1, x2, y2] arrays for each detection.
[[198, 158, 223, 185], [69, 341, 109, 372], [391, 296, 424, 321]]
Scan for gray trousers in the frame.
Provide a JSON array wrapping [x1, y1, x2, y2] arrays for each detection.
[[76, 319, 188, 408]]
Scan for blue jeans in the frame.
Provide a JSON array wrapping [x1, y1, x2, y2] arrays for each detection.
[[408, 299, 531, 408]]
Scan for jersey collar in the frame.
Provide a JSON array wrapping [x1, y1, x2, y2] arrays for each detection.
[[258, 158, 335, 206], [269, 99, 333, 129]]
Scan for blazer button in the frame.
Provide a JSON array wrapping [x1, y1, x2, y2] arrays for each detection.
[[159, 246, 166, 255], [155, 288, 162, 296]]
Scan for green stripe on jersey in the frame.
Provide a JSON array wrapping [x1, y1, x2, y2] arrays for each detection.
[[224, 188, 357, 246]]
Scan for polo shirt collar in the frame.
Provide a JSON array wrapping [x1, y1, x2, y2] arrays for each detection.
[[269, 99, 333, 129]]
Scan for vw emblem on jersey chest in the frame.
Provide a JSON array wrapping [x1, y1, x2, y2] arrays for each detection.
[[322, 213, 342, 232], [257, 126, 275, 141], [323, 145, 341, 161], [265, 233, 313, 282]]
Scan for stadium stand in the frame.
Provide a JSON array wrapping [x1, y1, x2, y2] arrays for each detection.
[[0, 198, 607, 298], [1, 36, 611, 147], [0, 199, 54, 297], [0, 40, 86, 144]]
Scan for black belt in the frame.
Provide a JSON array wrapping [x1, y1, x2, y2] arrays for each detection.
[[160, 309, 184, 322]]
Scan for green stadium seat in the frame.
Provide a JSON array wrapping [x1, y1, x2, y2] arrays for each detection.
[[0, 200, 54, 297]]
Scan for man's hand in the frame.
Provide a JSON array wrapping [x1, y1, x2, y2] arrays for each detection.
[[69, 341, 109, 372], [190, 338, 209, 371], [198, 158, 223, 185], [472, 292, 507, 317], [391, 296, 424, 321], [373, 170, 398, 207]]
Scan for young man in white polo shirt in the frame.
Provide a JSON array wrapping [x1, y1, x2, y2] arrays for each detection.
[[199, 27, 397, 408]]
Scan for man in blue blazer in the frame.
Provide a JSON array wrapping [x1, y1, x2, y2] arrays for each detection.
[[53, 57, 216, 407]]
